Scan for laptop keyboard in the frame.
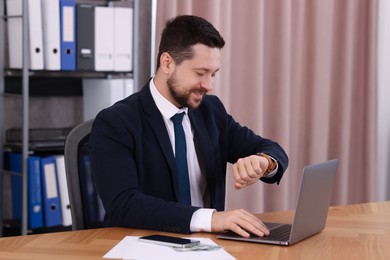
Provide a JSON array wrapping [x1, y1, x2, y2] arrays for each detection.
[[250, 224, 291, 241]]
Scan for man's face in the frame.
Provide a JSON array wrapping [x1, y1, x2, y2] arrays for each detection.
[[167, 44, 221, 109]]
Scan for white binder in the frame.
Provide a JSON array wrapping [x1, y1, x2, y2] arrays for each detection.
[[41, 0, 61, 70], [6, 0, 22, 69], [94, 6, 114, 71], [55, 155, 72, 227], [6, 0, 44, 70], [28, 0, 44, 70], [113, 7, 133, 72]]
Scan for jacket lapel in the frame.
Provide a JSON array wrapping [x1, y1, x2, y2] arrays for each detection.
[[188, 109, 217, 195], [139, 84, 180, 201]]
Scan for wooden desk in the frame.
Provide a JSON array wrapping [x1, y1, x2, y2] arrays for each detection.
[[0, 201, 389, 260]]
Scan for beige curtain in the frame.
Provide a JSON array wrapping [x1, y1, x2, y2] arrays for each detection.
[[156, 0, 378, 213]]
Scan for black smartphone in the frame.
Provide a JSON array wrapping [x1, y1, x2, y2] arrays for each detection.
[[138, 234, 200, 248]]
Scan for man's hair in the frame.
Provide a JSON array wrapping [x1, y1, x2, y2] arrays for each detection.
[[156, 15, 225, 70]]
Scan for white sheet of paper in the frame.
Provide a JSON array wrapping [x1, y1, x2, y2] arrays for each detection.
[[103, 236, 235, 260]]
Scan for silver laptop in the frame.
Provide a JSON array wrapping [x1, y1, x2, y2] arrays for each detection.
[[217, 159, 338, 246]]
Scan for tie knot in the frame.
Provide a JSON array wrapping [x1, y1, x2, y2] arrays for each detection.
[[171, 112, 185, 125]]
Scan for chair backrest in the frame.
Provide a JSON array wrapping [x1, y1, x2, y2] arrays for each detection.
[[64, 119, 105, 230]]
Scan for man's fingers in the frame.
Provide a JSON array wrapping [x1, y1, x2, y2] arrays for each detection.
[[234, 181, 246, 190], [211, 209, 270, 237], [232, 156, 266, 189], [241, 210, 270, 236]]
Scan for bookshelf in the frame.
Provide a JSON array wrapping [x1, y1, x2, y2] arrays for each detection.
[[0, 0, 153, 236]]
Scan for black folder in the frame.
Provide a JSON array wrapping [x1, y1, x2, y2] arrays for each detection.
[[76, 4, 95, 70]]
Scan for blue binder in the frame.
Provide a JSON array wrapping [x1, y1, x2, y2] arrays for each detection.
[[28, 156, 44, 229], [8, 152, 22, 220], [40, 156, 62, 227], [79, 154, 101, 227], [60, 0, 76, 70]]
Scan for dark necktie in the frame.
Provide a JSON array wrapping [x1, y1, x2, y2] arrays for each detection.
[[171, 112, 191, 205]]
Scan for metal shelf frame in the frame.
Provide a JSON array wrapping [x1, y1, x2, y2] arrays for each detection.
[[0, 0, 5, 238]]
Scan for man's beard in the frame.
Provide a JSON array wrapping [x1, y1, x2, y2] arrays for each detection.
[[167, 71, 205, 109]]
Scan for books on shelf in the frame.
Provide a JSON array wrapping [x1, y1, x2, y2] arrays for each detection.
[[3, 124, 109, 231], [6, 152, 70, 229], [5, 0, 133, 72]]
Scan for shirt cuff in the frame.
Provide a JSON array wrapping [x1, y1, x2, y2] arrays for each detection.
[[190, 208, 216, 232], [264, 163, 278, 178]]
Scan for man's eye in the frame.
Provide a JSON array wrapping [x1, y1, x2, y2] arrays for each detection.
[[197, 72, 205, 77]]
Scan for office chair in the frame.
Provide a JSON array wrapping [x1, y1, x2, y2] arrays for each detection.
[[64, 119, 105, 230]]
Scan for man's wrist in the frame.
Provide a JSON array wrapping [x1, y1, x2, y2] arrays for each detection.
[[257, 152, 278, 176]]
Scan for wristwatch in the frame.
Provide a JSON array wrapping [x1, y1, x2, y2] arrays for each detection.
[[257, 152, 278, 176]]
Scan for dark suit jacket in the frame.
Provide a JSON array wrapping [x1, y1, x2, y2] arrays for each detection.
[[90, 82, 289, 234]]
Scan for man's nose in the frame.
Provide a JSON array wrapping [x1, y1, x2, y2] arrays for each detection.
[[201, 76, 213, 91]]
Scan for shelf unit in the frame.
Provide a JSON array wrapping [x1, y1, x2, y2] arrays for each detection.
[[0, 0, 153, 236]]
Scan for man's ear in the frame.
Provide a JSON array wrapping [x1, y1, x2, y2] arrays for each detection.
[[159, 52, 174, 74]]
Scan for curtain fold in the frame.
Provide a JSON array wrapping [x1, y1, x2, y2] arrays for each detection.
[[156, 0, 378, 213]]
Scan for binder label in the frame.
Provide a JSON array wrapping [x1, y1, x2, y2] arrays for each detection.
[[63, 6, 75, 42], [44, 164, 59, 199]]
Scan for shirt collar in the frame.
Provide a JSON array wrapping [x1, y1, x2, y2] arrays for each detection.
[[150, 77, 188, 120]]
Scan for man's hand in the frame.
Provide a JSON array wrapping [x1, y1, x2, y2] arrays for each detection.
[[232, 155, 269, 190], [211, 209, 270, 237]]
